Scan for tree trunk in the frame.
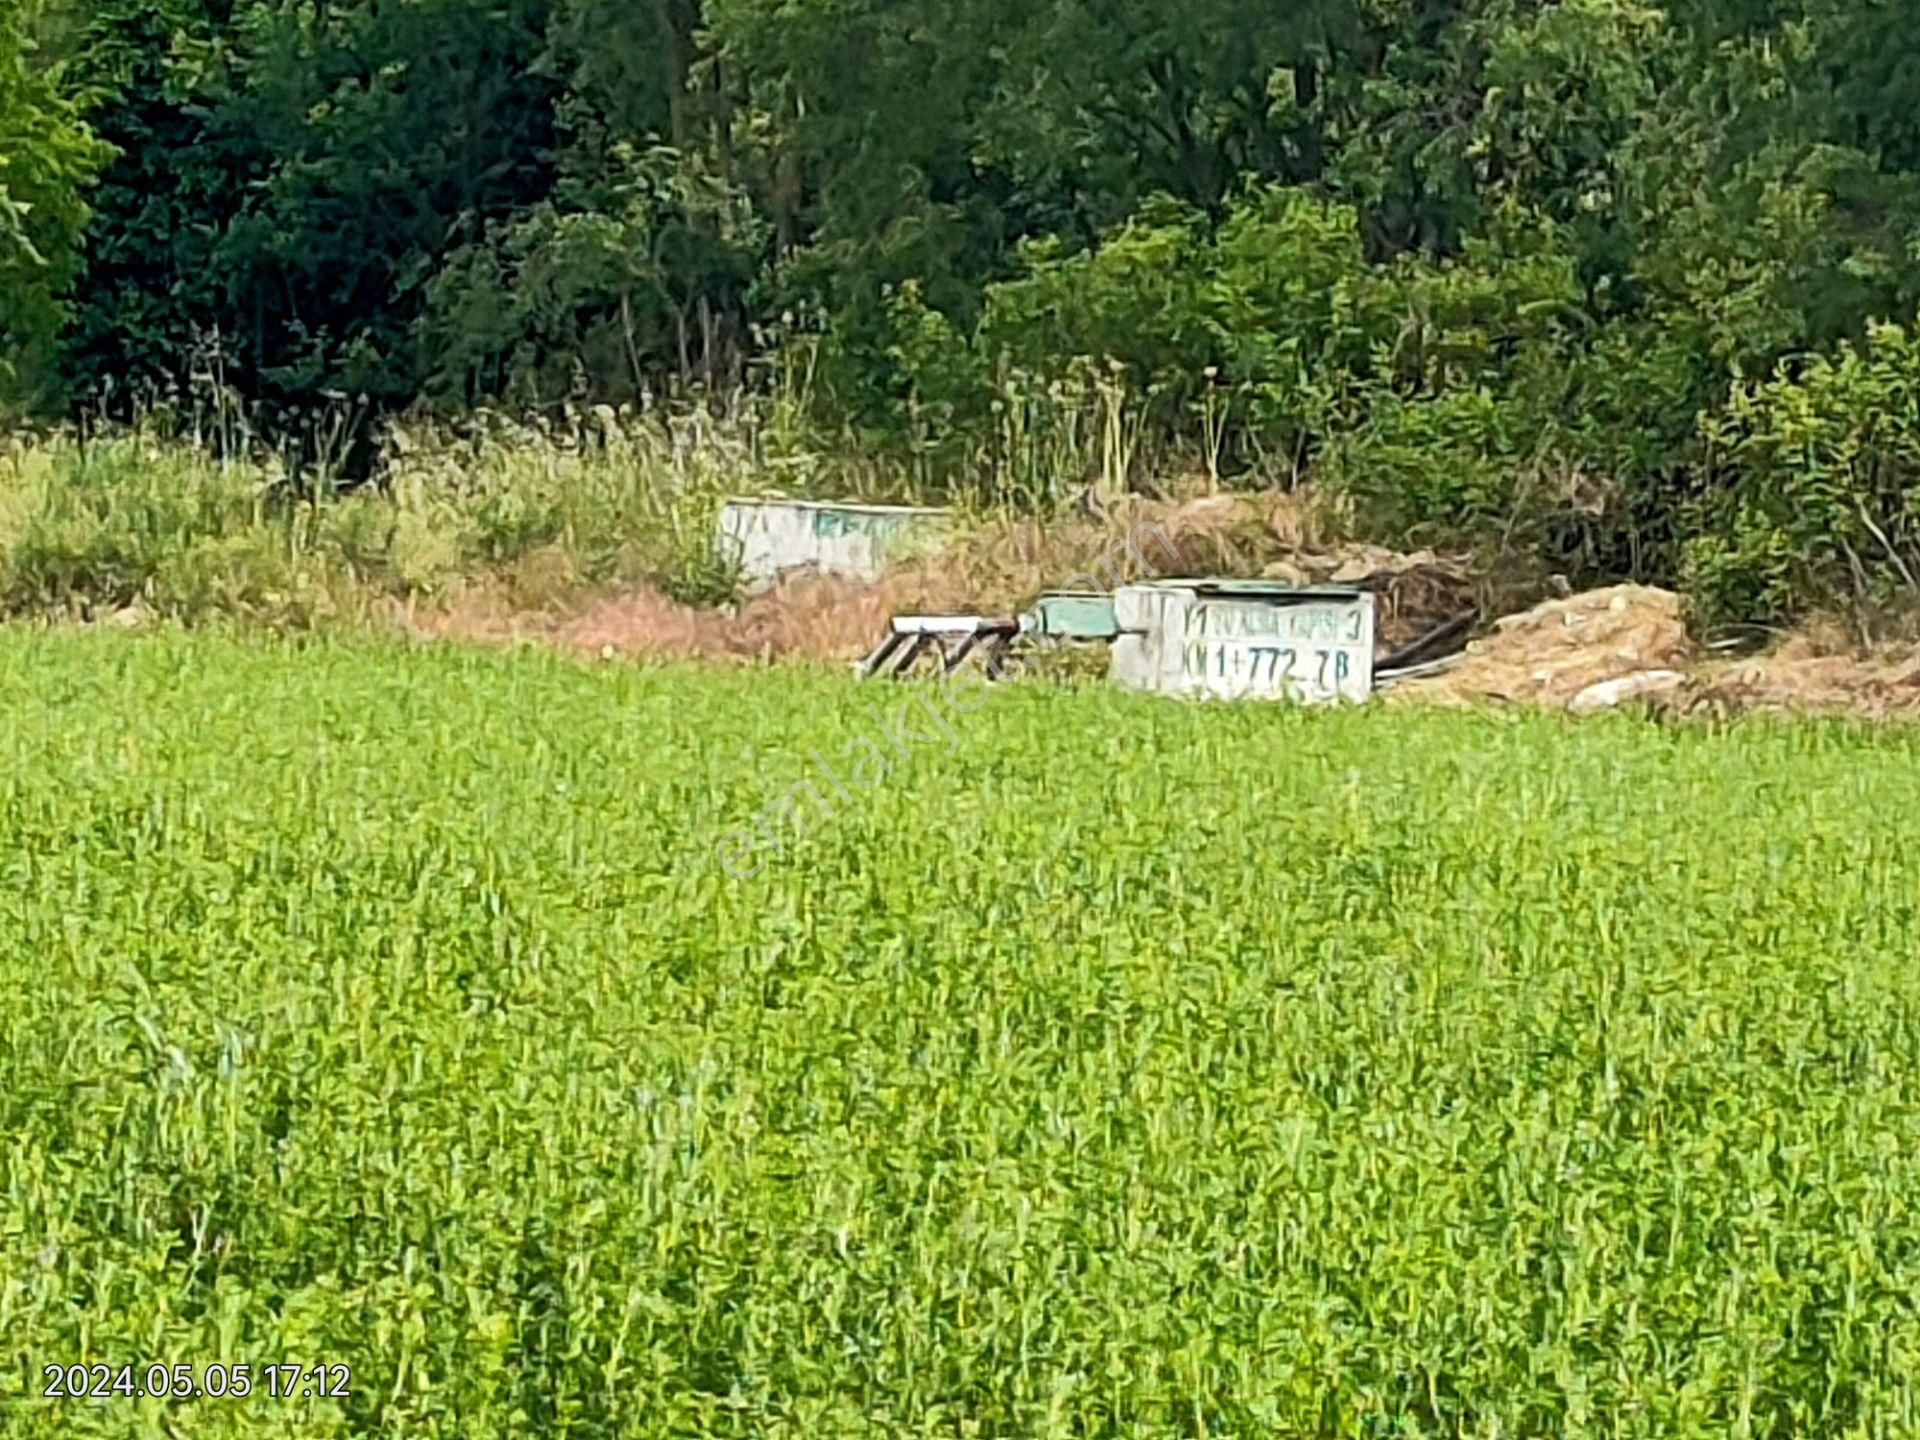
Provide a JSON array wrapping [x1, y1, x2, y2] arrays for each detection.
[[653, 0, 692, 151]]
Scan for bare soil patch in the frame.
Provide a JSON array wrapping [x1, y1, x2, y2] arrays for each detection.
[[1688, 638, 1920, 719], [1394, 585, 1920, 720]]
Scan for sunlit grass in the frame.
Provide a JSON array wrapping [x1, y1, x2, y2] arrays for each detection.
[[5, 631, 1920, 1435]]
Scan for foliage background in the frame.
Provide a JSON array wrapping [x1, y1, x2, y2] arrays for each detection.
[[13, 0, 1920, 618]]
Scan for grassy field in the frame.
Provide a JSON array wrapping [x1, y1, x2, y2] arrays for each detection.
[[5, 632, 1920, 1437]]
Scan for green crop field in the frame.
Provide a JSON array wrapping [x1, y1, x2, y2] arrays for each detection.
[[5, 631, 1920, 1437]]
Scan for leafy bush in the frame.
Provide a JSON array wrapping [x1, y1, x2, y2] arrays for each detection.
[[884, 189, 1379, 478], [1320, 387, 1549, 539], [1687, 317, 1920, 622], [883, 189, 1597, 535], [0, 0, 109, 410], [0, 438, 264, 614]]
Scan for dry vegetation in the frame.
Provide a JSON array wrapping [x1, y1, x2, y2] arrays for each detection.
[[0, 407, 766, 630], [10, 414, 1920, 719]]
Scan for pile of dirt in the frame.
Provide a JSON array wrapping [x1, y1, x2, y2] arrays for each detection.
[[1386, 585, 1920, 720], [1398, 584, 1695, 710], [423, 570, 954, 664], [1690, 638, 1920, 718], [1359, 582, 1920, 721]]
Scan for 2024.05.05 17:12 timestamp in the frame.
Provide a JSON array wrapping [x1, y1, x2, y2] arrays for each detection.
[[44, 1362, 351, 1402]]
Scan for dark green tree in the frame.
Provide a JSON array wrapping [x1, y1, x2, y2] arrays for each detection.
[[1, 0, 108, 410]]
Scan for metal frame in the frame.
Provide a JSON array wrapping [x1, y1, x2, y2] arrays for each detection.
[[856, 616, 1020, 679]]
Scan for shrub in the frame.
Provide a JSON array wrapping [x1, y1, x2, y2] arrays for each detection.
[[1686, 317, 1920, 623]]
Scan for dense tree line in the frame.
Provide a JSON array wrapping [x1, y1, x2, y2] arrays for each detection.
[[8, 0, 1920, 616]]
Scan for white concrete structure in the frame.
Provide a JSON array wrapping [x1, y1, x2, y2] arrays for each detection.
[[717, 499, 949, 589], [1112, 581, 1375, 703]]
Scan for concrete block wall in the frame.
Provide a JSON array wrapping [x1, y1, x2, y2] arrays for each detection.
[[718, 500, 950, 589]]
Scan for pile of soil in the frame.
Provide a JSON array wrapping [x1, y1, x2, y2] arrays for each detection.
[[420, 570, 943, 664], [1398, 585, 1695, 710], [1261, 543, 1476, 652], [1386, 584, 1920, 720], [1691, 639, 1920, 718]]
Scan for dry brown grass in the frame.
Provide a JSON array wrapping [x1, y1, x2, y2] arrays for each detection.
[[415, 488, 1480, 664]]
